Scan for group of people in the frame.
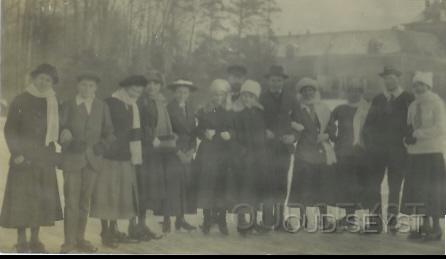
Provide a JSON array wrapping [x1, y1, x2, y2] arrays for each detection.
[[0, 62, 445, 254]]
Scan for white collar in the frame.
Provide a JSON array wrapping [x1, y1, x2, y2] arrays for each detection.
[[384, 87, 403, 100], [76, 95, 95, 105]]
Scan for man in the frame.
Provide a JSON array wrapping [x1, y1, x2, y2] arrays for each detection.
[[362, 66, 415, 234], [226, 65, 248, 112], [59, 73, 115, 253], [259, 65, 297, 232]]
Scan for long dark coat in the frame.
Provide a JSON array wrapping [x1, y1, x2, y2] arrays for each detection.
[[233, 107, 269, 208], [327, 104, 369, 209], [0, 92, 63, 228], [259, 89, 296, 203], [138, 94, 187, 215], [288, 103, 334, 207], [194, 106, 238, 210], [138, 94, 166, 212], [151, 100, 198, 216]]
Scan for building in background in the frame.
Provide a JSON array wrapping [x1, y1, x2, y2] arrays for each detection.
[[276, 1, 446, 99]]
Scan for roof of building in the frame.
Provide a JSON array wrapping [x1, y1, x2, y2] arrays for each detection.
[[277, 29, 446, 58]]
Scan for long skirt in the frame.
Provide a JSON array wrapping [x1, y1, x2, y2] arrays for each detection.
[[237, 148, 270, 209], [0, 163, 63, 228], [141, 151, 197, 217], [401, 153, 446, 218], [334, 152, 369, 210], [90, 160, 138, 220], [288, 158, 334, 208], [194, 141, 238, 211]]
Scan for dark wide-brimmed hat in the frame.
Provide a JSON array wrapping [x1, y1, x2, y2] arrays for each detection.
[[146, 70, 164, 85], [379, 65, 402, 78], [31, 63, 59, 84], [77, 73, 101, 84], [227, 65, 248, 77], [265, 65, 289, 79], [168, 79, 198, 92], [119, 75, 148, 88]]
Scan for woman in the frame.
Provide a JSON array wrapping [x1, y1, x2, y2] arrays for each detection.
[[0, 64, 63, 253], [233, 80, 270, 236], [288, 77, 336, 231], [90, 75, 146, 248], [327, 79, 370, 230], [164, 80, 199, 232], [194, 79, 237, 235], [402, 72, 446, 241], [135, 70, 177, 235]]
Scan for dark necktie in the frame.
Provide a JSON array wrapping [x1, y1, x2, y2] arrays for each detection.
[[386, 94, 395, 114]]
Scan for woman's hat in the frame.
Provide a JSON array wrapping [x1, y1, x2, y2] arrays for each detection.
[[31, 63, 59, 84], [77, 73, 101, 84], [379, 65, 402, 78], [265, 65, 289, 79], [168, 79, 198, 91], [413, 71, 433, 88], [210, 79, 231, 93], [296, 77, 319, 93], [147, 70, 164, 84], [119, 75, 148, 88], [240, 80, 262, 99]]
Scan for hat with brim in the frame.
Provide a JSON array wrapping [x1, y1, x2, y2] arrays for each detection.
[[241, 80, 262, 99], [265, 65, 289, 79], [31, 63, 59, 84], [77, 73, 101, 85], [147, 70, 164, 85], [413, 71, 433, 89], [297, 77, 319, 93], [119, 75, 148, 88], [379, 65, 402, 78], [210, 79, 231, 93], [227, 65, 248, 77], [168, 80, 198, 92]]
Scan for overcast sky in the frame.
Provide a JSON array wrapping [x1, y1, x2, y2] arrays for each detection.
[[273, 0, 426, 35]]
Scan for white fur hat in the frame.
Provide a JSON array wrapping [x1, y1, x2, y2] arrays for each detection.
[[296, 77, 319, 93], [413, 71, 433, 88], [241, 80, 262, 99], [210, 79, 231, 93]]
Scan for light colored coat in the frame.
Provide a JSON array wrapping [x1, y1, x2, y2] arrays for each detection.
[[407, 91, 446, 155]]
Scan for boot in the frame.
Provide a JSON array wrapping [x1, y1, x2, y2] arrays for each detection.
[[175, 218, 197, 232], [237, 213, 251, 236], [387, 214, 399, 235], [162, 217, 171, 234], [77, 240, 98, 253], [29, 241, 48, 254], [200, 209, 212, 235], [15, 242, 30, 253], [218, 210, 229, 236], [101, 229, 118, 249], [423, 222, 443, 242]]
